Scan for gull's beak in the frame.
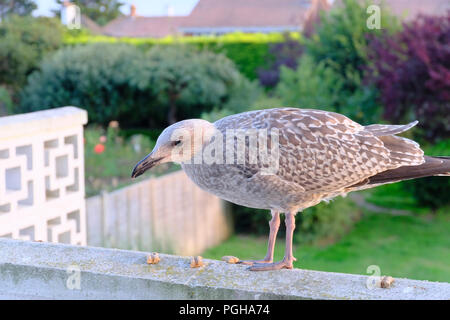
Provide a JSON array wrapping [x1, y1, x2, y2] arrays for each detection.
[[131, 152, 163, 178]]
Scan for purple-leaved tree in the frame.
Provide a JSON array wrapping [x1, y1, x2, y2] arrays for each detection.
[[366, 12, 450, 142]]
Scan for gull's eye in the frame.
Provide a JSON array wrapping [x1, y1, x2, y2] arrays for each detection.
[[172, 140, 181, 146]]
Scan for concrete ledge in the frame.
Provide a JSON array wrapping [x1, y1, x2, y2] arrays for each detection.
[[0, 238, 449, 300]]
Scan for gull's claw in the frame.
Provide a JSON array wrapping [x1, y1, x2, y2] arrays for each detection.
[[238, 259, 272, 266], [248, 258, 294, 271]]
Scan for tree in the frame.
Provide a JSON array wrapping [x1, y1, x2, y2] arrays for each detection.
[[20, 44, 257, 128], [258, 33, 304, 88], [366, 13, 450, 142], [280, 0, 398, 124], [0, 0, 36, 20], [139, 46, 256, 125], [53, 0, 124, 26], [0, 15, 62, 107]]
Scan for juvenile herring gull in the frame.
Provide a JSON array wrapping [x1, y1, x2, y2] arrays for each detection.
[[131, 108, 450, 271]]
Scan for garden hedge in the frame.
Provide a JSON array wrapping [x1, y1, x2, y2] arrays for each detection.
[[63, 31, 301, 80]]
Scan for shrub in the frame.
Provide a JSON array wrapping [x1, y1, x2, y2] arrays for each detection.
[[84, 124, 166, 197], [136, 45, 258, 125], [0, 86, 13, 115], [258, 33, 304, 88], [297, 196, 361, 245], [0, 15, 63, 93], [20, 43, 257, 128], [276, 54, 344, 112], [20, 43, 149, 126], [299, 0, 399, 124], [366, 13, 450, 142]]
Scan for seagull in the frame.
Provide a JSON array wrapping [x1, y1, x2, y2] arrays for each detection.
[[131, 108, 450, 271]]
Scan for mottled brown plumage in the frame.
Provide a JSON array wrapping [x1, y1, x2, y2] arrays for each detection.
[[183, 108, 426, 212], [132, 108, 450, 271]]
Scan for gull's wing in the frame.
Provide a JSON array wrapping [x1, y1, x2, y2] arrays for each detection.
[[215, 108, 424, 194]]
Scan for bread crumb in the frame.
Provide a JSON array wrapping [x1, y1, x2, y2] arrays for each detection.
[[147, 252, 160, 265], [190, 256, 205, 268], [222, 256, 240, 264], [380, 276, 395, 288]]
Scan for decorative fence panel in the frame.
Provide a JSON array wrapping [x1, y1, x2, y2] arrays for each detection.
[[86, 170, 232, 255], [0, 107, 231, 255], [0, 107, 88, 245]]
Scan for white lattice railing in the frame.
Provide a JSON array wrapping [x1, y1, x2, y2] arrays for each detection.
[[0, 107, 87, 245]]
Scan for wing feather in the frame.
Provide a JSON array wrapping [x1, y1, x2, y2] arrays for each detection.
[[214, 108, 425, 195]]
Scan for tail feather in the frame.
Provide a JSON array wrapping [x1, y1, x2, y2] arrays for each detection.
[[364, 121, 419, 137], [367, 156, 450, 185]]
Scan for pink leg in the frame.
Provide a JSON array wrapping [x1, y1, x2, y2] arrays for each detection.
[[239, 210, 280, 265], [249, 211, 296, 271]]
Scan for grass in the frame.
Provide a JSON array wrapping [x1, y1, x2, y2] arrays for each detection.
[[363, 183, 429, 214], [202, 211, 450, 282]]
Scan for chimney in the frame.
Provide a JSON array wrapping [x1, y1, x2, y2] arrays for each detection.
[[303, 0, 330, 38], [167, 5, 174, 17], [130, 4, 137, 17]]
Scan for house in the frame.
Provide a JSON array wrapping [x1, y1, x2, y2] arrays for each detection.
[[333, 0, 450, 21], [102, 4, 188, 38], [103, 0, 314, 38], [76, 0, 450, 38], [377, 0, 450, 20], [178, 0, 311, 35]]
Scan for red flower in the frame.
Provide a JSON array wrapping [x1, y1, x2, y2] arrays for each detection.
[[94, 143, 105, 154]]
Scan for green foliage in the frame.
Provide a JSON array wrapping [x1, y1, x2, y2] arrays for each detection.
[[137, 45, 257, 124], [0, 15, 63, 92], [63, 32, 299, 80], [54, 0, 124, 26], [200, 89, 279, 123], [20, 43, 256, 128], [84, 125, 179, 196], [306, 0, 399, 87], [276, 54, 343, 111], [84, 125, 151, 196], [0, 0, 37, 19], [298, 197, 361, 245], [288, 0, 400, 124], [0, 86, 12, 115], [250, 93, 283, 110], [20, 43, 148, 126]]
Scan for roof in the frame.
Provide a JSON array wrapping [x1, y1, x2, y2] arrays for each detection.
[[101, 0, 316, 38], [333, 0, 450, 20], [102, 15, 188, 38], [382, 0, 450, 20], [180, 0, 311, 34], [303, 0, 331, 37], [80, 14, 103, 35]]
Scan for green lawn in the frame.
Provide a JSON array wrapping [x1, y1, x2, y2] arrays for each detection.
[[364, 183, 429, 214], [202, 212, 450, 282]]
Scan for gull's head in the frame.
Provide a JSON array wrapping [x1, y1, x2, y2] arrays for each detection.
[[131, 119, 216, 178]]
